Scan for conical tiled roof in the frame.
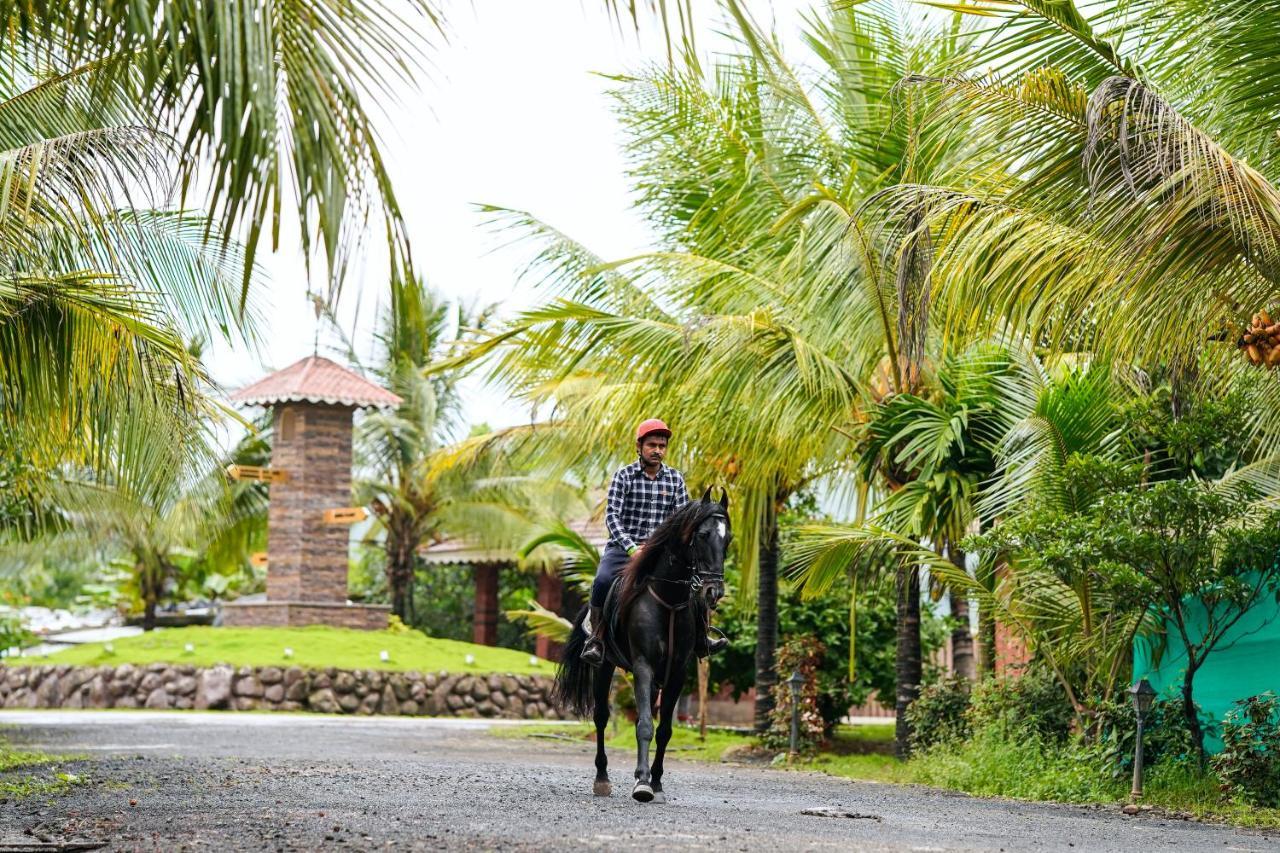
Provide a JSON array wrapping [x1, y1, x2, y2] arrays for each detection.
[[229, 356, 402, 408]]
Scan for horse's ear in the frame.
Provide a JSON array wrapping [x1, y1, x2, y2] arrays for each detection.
[[718, 488, 729, 511], [701, 485, 712, 503]]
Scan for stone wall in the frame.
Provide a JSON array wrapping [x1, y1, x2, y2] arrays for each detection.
[[0, 664, 563, 719], [268, 402, 354, 605], [221, 601, 390, 630]]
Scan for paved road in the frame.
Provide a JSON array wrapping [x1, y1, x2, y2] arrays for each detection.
[[1, 710, 1277, 852]]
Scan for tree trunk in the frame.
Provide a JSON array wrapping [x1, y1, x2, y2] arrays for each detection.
[[978, 606, 997, 678], [387, 519, 416, 622], [949, 590, 976, 682], [1182, 660, 1205, 768], [948, 548, 976, 682], [753, 510, 780, 733], [143, 594, 157, 632], [895, 561, 922, 760]]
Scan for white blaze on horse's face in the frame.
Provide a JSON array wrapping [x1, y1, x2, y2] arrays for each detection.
[[716, 520, 726, 540]]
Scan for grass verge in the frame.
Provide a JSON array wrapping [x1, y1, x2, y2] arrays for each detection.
[[9, 625, 549, 675], [503, 720, 1280, 829]]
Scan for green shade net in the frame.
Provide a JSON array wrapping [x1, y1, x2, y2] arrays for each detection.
[[1134, 591, 1280, 753]]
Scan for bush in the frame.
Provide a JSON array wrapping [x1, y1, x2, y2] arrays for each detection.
[[906, 676, 971, 751], [0, 610, 31, 657], [762, 636, 827, 751], [1095, 692, 1216, 777], [969, 666, 1074, 743], [1213, 692, 1280, 807]]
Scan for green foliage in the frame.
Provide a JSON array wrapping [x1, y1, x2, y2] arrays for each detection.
[[763, 635, 827, 751], [1095, 693, 1217, 777], [905, 676, 971, 752], [0, 609, 32, 657], [1213, 692, 1280, 807], [969, 668, 1076, 745], [1120, 383, 1254, 481], [407, 564, 541, 652], [908, 726, 1121, 803], [714, 569, 941, 725]]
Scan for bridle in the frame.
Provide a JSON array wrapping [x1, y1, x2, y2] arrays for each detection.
[[648, 510, 729, 593], [644, 509, 729, 690]]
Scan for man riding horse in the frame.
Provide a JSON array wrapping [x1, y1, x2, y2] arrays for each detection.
[[581, 418, 728, 665]]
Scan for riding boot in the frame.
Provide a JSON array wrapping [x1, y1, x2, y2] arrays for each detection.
[[580, 605, 606, 665]]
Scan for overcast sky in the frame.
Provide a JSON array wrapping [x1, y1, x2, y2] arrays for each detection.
[[212, 0, 811, 432]]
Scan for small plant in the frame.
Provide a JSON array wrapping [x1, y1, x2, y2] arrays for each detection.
[[763, 635, 827, 752], [969, 666, 1074, 743], [1213, 692, 1280, 807], [385, 614, 412, 635], [0, 610, 32, 657], [906, 676, 971, 751]]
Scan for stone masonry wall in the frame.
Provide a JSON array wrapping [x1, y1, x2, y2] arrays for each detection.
[[0, 664, 562, 719], [268, 402, 354, 604]]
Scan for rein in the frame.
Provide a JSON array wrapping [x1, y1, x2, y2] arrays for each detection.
[[645, 582, 689, 690]]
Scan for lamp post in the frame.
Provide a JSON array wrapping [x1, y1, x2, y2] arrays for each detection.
[[1129, 678, 1157, 800], [787, 669, 805, 762]]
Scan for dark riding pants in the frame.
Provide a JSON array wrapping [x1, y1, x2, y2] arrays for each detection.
[[590, 544, 632, 608]]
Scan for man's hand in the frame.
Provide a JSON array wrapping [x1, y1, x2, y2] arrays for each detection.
[[627, 545, 638, 556]]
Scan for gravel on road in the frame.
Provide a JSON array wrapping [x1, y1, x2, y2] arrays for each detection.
[[0, 710, 1277, 852]]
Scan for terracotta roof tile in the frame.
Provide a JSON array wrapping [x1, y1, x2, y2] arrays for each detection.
[[230, 356, 402, 408]]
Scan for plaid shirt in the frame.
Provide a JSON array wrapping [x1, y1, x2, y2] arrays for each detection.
[[604, 461, 689, 552]]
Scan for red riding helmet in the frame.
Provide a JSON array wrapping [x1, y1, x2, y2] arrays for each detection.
[[635, 418, 671, 442]]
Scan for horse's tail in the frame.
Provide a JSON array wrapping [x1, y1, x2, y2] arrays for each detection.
[[553, 605, 595, 717]]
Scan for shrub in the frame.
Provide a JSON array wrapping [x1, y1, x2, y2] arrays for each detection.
[[1096, 692, 1216, 776], [906, 676, 971, 751], [0, 610, 31, 657], [969, 666, 1074, 743], [1213, 692, 1280, 807], [762, 636, 827, 751]]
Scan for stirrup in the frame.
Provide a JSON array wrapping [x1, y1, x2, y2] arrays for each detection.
[[697, 626, 728, 658], [581, 638, 604, 664]]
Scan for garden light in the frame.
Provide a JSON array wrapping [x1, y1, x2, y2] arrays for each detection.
[[529, 656, 539, 667], [283, 648, 293, 659], [1129, 678, 1157, 800], [379, 650, 390, 662], [465, 653, 475, 665], [787, 669, 805, 760], [103, 643, 114, 654], [184, 643, 194, 653]]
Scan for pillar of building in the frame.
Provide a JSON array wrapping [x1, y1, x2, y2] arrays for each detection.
[[266, 402, 354, 604], [473, 563, 500, 646], [535, 571, 564, 661]]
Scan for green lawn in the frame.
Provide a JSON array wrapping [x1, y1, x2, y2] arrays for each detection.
[[14, 626, 550, 675]]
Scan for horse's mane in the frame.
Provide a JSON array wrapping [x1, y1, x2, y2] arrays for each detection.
[[616, 500, 724, 614]]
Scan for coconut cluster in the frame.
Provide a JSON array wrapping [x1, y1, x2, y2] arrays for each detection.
[[1239, 311, 1280, 367]]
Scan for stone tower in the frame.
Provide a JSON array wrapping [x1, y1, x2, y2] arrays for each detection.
[[222, 356, 401, 629]]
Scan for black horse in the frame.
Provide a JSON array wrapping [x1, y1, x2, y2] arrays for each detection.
[[555, 490, 730, 803]]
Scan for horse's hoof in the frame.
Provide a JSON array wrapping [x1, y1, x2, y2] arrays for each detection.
[[632, 782, 654, 803], [651, 791, 666, 804], [593, 780, 612, 797]]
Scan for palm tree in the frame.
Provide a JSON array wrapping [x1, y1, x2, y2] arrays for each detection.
[[859, 1, 1280, 419], [0, 1, 447, 518], [460, 2, 989, 735], [7, 410, 267, 630], [353, 277, 479, 622]]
